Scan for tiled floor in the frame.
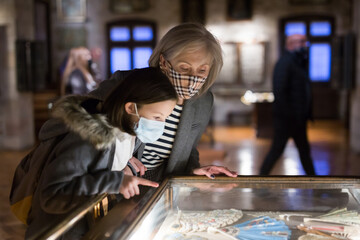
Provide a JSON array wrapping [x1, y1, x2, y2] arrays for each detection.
[[1, 150, 29, 240], [199, 120, 360, 176], [1, 120, 359, 239]]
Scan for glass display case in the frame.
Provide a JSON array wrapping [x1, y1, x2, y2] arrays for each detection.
[[38, 176, 360, 239]]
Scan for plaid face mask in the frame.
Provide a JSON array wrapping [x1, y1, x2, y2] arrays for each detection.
[[165, 65, 207, 99]]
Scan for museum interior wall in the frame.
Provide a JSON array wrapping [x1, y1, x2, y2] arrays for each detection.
[[350, 0, 360, 153], [0, 0, 35, 150], [0, 0, 359, 152]]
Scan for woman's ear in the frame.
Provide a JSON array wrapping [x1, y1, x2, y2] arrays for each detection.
[[159, 54, 166, 69], [124, 102, 136, 115]]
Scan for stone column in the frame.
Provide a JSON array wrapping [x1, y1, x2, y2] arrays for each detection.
[[350, 88, 360, 152], [350, 0, 360, 153], [0, 0, 35, 150]]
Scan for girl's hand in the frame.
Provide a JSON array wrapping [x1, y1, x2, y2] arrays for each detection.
[[119, 175, 159, 199]]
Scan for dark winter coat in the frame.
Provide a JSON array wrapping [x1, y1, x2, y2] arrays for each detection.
[[272, 50, 313, 121], [25, 95, 125, 238]]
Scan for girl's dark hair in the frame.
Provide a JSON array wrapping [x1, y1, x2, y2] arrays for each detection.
[[102, 67, 178, 135]]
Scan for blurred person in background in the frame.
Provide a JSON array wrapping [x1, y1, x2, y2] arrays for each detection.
[[60, 47, 99, 95], [89, 47, 103, 83], [260, 34, 316, 175]]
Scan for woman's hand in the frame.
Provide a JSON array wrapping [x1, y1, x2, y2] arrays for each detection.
[[128, 157, 147, 176], [192, 165, 237, 179], [119, 175, 159, 199]]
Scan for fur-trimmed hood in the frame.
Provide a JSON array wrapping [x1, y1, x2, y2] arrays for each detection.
[[39, 95, 129, 150]]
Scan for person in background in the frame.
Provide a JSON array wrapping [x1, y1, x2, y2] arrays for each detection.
[[60, 47, 99, 95], [90, 23, 238, 182], [259, 34, 316, 175], [89, 47, 103, 83], [24, 68, 177, 239]]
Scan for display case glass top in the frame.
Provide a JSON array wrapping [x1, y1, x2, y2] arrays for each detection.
[[83, 176, 360, 240]]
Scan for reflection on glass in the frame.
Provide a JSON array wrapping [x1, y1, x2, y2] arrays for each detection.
[[312, 147, 331, 175], [309, 43, 331, 82], [129, 190, 170, 240], [284, 157, 304, 175], [310, 21, 331, 37], [237, 149, 253, 175], [110, 47, 131, 73], [110, 27, 130, 41], [93, 177, 360, 240], [285, 22, 306, 36], [133, 26, 153, 41], [129, 182, 354, 240], [133, 47, 152, 69]]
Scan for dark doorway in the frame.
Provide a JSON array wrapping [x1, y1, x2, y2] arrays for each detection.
[[0, 26, 7, 99], [33, 0, 52, 90]]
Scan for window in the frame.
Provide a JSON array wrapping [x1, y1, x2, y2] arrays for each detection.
[[133, 47, 152, 68], [281, 16, 334, 83], [309, 43, 331, 82], [110, 27, 130, 41], [310, 21, 331, 37], [107, 20, 156, 76], [110, 48, 131, 73], [285, 22, 306, 36], [133, 26, 153, 41]]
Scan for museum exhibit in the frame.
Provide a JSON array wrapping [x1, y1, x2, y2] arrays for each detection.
[[1, 0, 360, 239]]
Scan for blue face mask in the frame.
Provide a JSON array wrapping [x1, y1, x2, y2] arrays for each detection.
[[133, 103, 166, 143]]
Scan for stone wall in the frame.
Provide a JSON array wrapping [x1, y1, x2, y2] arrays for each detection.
[[207, 0, 352, 90], [51, 0, 181, 83], [206, 0, 353, 124], [350, 88, 360, 153], [51, 0, 350, 125], [0, 0, 356, 148], [0, 0, 35, 150], [350, 0, 360, 153], [50, 0, 353, 87]]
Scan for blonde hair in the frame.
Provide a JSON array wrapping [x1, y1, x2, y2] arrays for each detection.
[[61, 47, 96, 95], [149, 23, 223, 96]]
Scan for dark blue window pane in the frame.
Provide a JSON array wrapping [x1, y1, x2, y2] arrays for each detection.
[[133, 26, 153, 41], [110, 48, 131, 73], [310, 21, 331, 37], [309, 43, 331, 82], [133, 47, 152, 68], [285, 22, 306, 36], [110, 27, 130, 41]]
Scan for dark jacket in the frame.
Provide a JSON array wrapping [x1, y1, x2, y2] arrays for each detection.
[[26, 95, 124, 238], [272, 50, 312, 121], [89, 70, 214, 175]]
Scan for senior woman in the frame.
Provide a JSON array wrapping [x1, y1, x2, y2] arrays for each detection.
[[90, 23, 237, 181]]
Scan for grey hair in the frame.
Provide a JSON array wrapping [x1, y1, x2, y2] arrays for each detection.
[[149, 23, 223, 96]]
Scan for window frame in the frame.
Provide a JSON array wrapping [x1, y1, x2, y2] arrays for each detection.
[[106, 19, 157, 77], [279, 15, 335, 86]]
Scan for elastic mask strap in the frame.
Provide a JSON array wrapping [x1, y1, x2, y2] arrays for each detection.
[[134, 103, 139, 117]]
